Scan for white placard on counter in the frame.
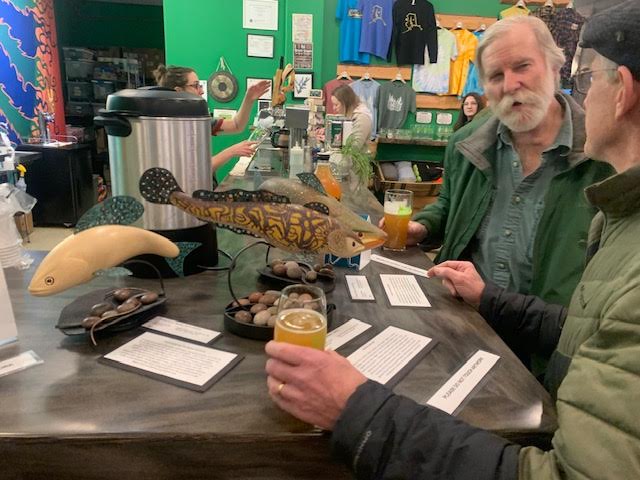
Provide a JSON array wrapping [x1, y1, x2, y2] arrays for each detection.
[[380, 274, 431, 308], [426, 350, 500, 414], [0, 350, 43, 378], [143, 316, 221, 344], [325, 318, 372, 351], [0, 266, 17, 346], [348, 326, 433, 386], [370, 254, 429, 277], [101, 332, 241, 392], [345, 275, 375, 301]]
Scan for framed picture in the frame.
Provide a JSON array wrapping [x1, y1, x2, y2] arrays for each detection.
[[293, 72, 313, 98], [247, 34, 274, 58], [257, 99, 271, 111], [246, 77, 272, 100]]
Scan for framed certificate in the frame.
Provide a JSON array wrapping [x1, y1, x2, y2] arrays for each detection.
[[247, 34, 274, 59]]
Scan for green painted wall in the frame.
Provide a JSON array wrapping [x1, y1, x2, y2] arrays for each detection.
[[164, 0, 324, 180], [163, 0, 506, 171], [55, 0, 164, 48]]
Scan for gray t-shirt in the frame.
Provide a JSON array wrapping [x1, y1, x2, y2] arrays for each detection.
[[377, 81, 416, 129]]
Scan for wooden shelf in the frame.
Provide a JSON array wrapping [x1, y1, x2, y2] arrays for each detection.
[[378, 137, 447, 147], [500, 0, 571, 5], [416, 94, 461, 110], [436, 14, 497, 30], [336, 64, 412, 81]]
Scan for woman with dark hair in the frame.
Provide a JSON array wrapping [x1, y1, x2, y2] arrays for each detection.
[[330, 84, 373, 149], [153, 64, 269, 173], [453, 92, 486, 131]]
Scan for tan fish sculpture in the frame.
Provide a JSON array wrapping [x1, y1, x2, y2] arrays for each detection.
[[28, 225, 179, 296], [138, 167, 386, 257]]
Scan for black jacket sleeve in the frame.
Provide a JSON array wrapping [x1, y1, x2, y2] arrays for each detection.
[[331, 380, 520, 480], [479, 282, 568, 357], [425, 2, 438, 63]]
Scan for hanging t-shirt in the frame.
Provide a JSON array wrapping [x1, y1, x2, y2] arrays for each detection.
[[449, 29, 478, 97], [533, 4, 556, 31], [392, 0, 438, 65], [377, 81, 416, 129], [412, 28, 458, 94], [549, 7, 585, 88], [337, 0, 370, 64], [358, 0, 394, 60], [350, 78, 381, 138], [463, 30, 485, 97], [323, 78, 353, 115], [499, 5, 531, 19]]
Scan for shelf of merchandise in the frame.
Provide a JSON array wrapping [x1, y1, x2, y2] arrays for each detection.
[[436, 14, 498, 30], [500, 0, 571, 5], [378, 137, 447, 147], [336, 64, 412, 81], [416, 94, 461, 110]]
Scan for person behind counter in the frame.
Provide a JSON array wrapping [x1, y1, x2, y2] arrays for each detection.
[[153, 65, 270, 173], [264, 2, 640, 478], [330, 85, 373, 149], [453, 92, 486, 131]]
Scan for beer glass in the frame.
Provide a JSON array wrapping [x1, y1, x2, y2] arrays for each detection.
[[274, 284, 327, 350], [383, 189, 413, 251]]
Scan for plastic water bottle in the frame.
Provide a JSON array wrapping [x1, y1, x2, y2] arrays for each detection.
[[288, 143, 304, 179], [15, 164, 27, 191]]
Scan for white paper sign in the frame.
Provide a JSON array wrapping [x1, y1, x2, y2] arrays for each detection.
[[0, 267, 18, 346], [143, 316, 221, 344], [247, 34, 274, 58], [370, 254, 429, 277], [345, 275, 375, 301], [292, 13, 313, 43], [380, 274, 431, 308], [104, 332, 238, 387], [436, 112, 453, 125], [213, 109, 237, 120], [416, 111, 433, 124], [325, 318, 372, 351], [426, 350, 500, 414], [243, 0, 278, 31], [348, 326, 433, 385], [0, 350, 42, 378]]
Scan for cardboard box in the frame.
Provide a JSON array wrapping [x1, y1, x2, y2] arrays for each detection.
[[14, 212, 33, 239]]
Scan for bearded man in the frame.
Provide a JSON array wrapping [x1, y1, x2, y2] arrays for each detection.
[[399, 15, 612, 308]]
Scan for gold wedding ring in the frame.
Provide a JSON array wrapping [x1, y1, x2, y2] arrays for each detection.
[[277, 382, 285, 394]]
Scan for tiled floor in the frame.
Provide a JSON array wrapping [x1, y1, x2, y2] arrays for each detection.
[[21, 227, 73, 251]]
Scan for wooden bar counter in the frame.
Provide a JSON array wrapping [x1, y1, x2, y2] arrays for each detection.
[[0, 174, 557, 479]]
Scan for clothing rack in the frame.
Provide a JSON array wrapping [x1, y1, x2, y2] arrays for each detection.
[[436, 14, 496, 31]]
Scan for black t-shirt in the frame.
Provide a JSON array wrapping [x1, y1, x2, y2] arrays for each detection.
[[392, 0, 438, 65]]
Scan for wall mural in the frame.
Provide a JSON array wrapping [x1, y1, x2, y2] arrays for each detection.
[[0, 0, 65, 144]]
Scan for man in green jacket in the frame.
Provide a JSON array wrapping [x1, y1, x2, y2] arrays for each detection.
[[265, 2, 640, 478], [402, 16, 612, 307]]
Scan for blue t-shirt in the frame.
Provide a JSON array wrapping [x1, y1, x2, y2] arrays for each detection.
[[337, 0, 370, 64], [358, 0, 393, 60], [463, 31, 485, 97]]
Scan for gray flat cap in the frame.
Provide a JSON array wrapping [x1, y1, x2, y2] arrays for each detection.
[[581, 0, 640, 78]]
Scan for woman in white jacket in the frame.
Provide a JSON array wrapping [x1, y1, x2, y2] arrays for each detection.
[[330, 85, 373, 149]]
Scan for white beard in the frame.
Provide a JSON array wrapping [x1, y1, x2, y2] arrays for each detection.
[[491, 75, 556, 133]]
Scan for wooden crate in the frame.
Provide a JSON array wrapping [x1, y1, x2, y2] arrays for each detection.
[[373, 163, 442, 211]]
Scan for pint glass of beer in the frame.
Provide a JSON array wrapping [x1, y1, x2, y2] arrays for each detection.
[[383, 189, 413, 251], [274, 285, 327, 349]]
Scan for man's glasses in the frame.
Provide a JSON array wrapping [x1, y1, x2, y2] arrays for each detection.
[[573, 69, 617, 95]]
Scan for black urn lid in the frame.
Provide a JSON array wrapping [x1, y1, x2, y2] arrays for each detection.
[[104, 86, 209, 117]]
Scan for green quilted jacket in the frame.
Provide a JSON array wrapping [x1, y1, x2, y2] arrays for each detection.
[[520, 165, 640, 479], [413, 93, 614, 305]]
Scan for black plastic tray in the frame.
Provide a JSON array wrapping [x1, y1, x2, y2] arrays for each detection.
[[224, 302, 335, 341]]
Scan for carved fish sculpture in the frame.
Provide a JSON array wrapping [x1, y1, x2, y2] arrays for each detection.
[[28, 225, 179, 296], [138, 168, 385, 257]]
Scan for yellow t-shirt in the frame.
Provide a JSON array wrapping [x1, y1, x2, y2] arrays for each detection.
[[449, 29, 478, 97], [499, 5, 531, 19]]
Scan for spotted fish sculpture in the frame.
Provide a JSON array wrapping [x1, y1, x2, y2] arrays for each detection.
[[138, 168, 386, 258], [258, 176, 387, 246]]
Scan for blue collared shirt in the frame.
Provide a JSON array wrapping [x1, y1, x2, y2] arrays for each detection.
[[471, 96, 573, 294]]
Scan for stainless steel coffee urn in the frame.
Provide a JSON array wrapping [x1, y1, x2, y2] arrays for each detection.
[[94, 87, 217, 276]]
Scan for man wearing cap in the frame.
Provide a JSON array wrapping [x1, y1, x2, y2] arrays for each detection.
[[265, 2, 640, 478]]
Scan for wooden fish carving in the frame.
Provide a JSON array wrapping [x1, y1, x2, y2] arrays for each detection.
[[28, 225, 179, 296], [138, 168, 384, 257]]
